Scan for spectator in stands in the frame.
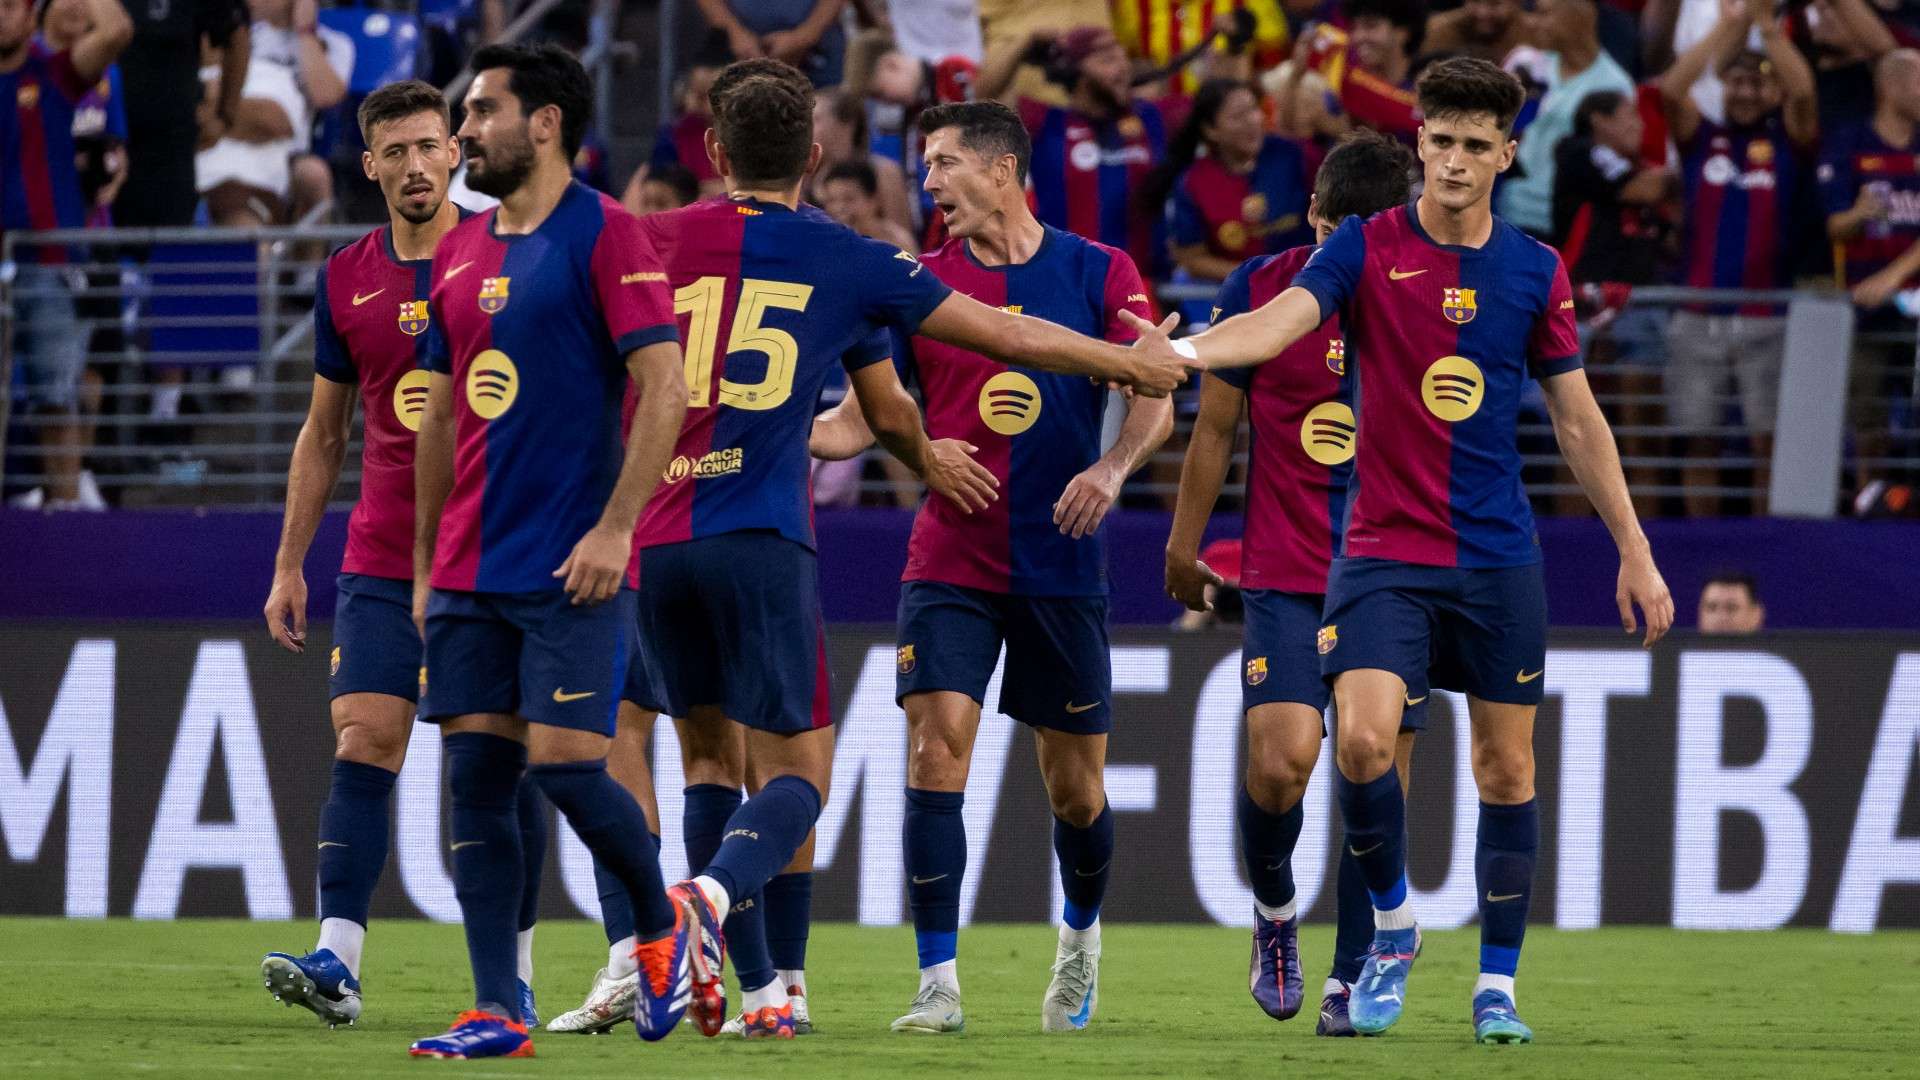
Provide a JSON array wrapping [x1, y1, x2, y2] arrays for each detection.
[[622, 59, 725, 210], [696, 0, 848, 88], [1271, 0, 1425, 145], [819, 159, 921, 251], [1697, 570, 1765, 633], [195, 0, 351, 226], [1661, 0, 1817, 517], [978, 24, 1171, 277], [0, 0, 130, 511], [1822, 47, 1920, 494], [1498, 0, 1634, 238], [1788, 0, 1897, 137], [1425, 0, 1529, 63], [880, 0, 983, 64], [628, 162, 700, 217], [1147, 77, 1317, 283], [806, 89, 917, 237], [114, 0, 248, 230]]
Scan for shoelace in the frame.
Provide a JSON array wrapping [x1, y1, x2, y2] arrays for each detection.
[[452, 1009, 522, 1033], [1049, 947, 1094, 1005]]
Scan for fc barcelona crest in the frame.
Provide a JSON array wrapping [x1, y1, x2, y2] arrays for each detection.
[[1325, 337, 1346, 376], [1317, 624, 1339, 655], [897, 644, 917, 675], [397, 299, 430, 336], [1245, 656, 1268, 686], [1442, 287, 1477, 325], [479, 276, 511, 314]]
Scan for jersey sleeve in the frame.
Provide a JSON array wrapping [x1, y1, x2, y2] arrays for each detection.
[[1206, 261, 1258, 391], [312, 263, 355, 383], [590, 207, 680, 359], [1528, 256, 1582, 379], [103, 66, 128, 140], [853, 235, 954, 336], [1100, 248, 1157, 344], [1291, 214, 1366, 323], [842, 326, 893, 373], [1168, 178, 1207, 247]]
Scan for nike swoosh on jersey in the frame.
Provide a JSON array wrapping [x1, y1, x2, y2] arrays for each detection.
[[444, 260, 476, 281], [351, 288, 385, 306], [552, 688, 596, 703], [1388, 267, 1428, 280], [1065, 701, 1101, 714], [1516, 669, 1544, 683]]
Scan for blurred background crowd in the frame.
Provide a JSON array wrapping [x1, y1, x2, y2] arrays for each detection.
[[3, 0, 1917, 520]]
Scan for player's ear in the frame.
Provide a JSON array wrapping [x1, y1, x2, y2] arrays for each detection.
[[447, 136, 462, 168], [1498, 138, 1517, 173], [361, 149, 377, 183], [806, 141, 824, 179], [703, 127, 727, 180]]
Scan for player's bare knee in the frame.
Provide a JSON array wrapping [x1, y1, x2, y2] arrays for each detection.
[[1049, 784, 1105, 828], [331, 711, 407, 772], [1472, 741, 1535, 803], [1334, 727, 1394, 783], [1245, 745, 1312, 810]]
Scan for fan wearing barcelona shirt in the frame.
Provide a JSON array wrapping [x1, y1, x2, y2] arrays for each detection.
[[1165, 130, 1427, 1039], [809, 99, 1173, 1036], [1129, 58, 1673, 1044], [1274, 0, 1426, 145], [261, 80, 559, 1032], [627, 59, 1190, 1044]]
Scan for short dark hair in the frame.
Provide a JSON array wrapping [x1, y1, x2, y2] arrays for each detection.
[[647, 163, 700, 207], [1572, 89, 1627, 139], [1343, 0, 1428, 57], [709, 58, 817, 187], [357, 80, 450, 145], [1416, 55, 1526, 133], [468, 42, 593, 158], [823, 159, 879, 197], [1704, 570, 1761, 603], [917, 100, 1032, 184], [1314, 130, 1415, 224]]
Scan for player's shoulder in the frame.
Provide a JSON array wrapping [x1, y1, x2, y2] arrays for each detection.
[[326, 225, 388, 273], [917, 233, 971, 274], [439, 207, 495, 252], [1494, 216, 1566, 272]]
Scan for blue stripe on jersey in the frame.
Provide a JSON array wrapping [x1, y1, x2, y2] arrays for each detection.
[[1449, 226, 1548, 569]]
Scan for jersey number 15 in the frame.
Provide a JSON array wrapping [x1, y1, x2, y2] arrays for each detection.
[[673, 276, 814, 412]]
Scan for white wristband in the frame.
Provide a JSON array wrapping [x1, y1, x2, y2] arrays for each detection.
[[1171, 338, 1198, 362]]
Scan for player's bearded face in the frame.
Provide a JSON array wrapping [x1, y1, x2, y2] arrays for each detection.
[[1417, 113, 1514, 212], [459, 74, 540, 199]]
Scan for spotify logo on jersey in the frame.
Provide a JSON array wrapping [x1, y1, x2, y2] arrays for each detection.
[[1422, 355, 1485, 422], [1300, 401, 1356, 465], [393, 370, 432, 432], [466, 349, 519, 420], [979, 371, 1042, 435]]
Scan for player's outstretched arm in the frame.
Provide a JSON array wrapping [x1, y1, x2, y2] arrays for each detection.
[[266, 376, 355, 653], [1540, 368, 1674, 647], [412, 372, 457, 638], [1055, 388, 1173, 539], [810, 392, 878, 462], [846, 360, 998, 513], [554, 342, 690, 605], [1119, 285, 1323, 372], [1163, 376, 1243, 611], [917, 292, 1195, 397]]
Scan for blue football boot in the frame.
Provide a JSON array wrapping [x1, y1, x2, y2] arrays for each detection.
[[261, 948, 361, 1027], [1349, 926, 1421, 1035], [1249, 910, 1304, 1021], [1472, 988, 1534, 1044], [408, 1011, 533, 1058]]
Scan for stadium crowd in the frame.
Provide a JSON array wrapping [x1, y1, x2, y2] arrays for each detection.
[[3, 0, 1917, 515]]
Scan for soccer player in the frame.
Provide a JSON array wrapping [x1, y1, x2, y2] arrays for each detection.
[[406, 43, 697, 1058], [260, 80, 551, 1029], [809, 100, 1173, 1035], [1130, 57, 1673, 1043], [1163, 130, 1424, 1037], [632, 58, 1192, 1040]]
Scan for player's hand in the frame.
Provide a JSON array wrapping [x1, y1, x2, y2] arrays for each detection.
[[555, 523, 632, 606], [922, 438, 999, 513], [264, 570, 307, 653], [1165, 549, 1225, 612], [1054, 460, 1123, 539], [1117, 310, 1193, 398], [412, 578, 430, 642], [1617, 547, 1674, 648]]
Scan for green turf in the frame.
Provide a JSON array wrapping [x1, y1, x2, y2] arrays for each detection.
[[2, 919, 1914, 1078]]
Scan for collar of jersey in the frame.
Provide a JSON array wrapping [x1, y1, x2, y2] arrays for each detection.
[[381, 207, 476, 270], [729, 194, 797, 214], [961, 223, 1054, 273], [1401, 200, 1499, 259]]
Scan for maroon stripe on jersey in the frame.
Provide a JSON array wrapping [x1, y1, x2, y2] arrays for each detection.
[[432, 241, 512, 591], [18, 78, 56, 231], [1684, 167, 1724, 290], [1065, 140, 1103, 245]]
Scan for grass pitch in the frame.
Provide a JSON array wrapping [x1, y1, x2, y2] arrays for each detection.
[[1, 919, 1913, 1079]]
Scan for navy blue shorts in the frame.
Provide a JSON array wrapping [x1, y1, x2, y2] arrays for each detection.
[[420, 587, 632, 734], [1241, 588, 1428, 731], [1320, 558, 1548, 706], [330, 573, 422, 702], [621, 614, 670, 714], [896, 580, 1111, 734], [636, 531, 830, 734]]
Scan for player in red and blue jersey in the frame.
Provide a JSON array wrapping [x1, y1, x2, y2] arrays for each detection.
[[1164, 131, 1427, 1038], [809, 100, 1173, 1036], [407, 44, 702, 1059], [624, 59, 1190, 1042], [258, 80, 567, 1031], [1136, 58, 1671, 1044]]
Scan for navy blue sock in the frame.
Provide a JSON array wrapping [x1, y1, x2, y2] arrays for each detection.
[[316, 759, 396, 928], [683, 784, 743, 880], [1476, 799, 1539, 978], [592, 831, 656, 946], [1236, 787, 1302, 910], [514, 775, 547, 934], [905, 787, 966, 967], [728, 890, 776, 993], [446, 732, 526, 1019], [1330, 842, 1373, 983], [1053, 801, 1114, 931], [529, 760, 674, 940], [1333, 766, 1408, 910], [765, 872, 813, 973], [705, 776, 822, 903]]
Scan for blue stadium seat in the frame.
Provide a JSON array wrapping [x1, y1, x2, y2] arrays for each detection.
[[317, 7, 421, 95]]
